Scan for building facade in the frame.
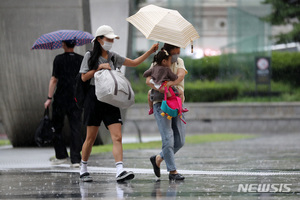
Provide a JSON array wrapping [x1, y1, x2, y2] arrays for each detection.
[[130, 0, 296, 58], [132, 0, 237, 58]]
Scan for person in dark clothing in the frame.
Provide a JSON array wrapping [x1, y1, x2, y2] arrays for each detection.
[[44, 40, 84, 168]]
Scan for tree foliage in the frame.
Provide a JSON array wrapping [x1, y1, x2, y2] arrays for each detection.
[[262, 0, 300, 43]]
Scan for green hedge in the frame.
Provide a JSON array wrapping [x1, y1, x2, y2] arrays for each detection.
[[129, 51, 300, 85], [185, 52, 300, 86], [126, 62, 150, 81], [271, 51, 300, 87], [131, 79, 300, 103], [128, 51, 300, 103], [131, 80, 239, 103], [184, 56, 220, 81], [184, 81, 239, 102]]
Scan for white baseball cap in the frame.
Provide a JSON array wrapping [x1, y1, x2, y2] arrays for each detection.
[[91, 25, 119, 42]]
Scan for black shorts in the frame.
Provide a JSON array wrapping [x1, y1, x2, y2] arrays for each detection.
[[84, 86, 123, 128]]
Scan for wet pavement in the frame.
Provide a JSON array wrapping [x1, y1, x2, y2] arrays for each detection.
[[1, 133, 300, 199]]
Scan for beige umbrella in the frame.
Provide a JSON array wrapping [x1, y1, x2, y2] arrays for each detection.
[[126, 4, 200, 52]]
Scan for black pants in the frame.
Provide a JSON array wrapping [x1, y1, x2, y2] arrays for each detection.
[[52, 100, 83, 164]]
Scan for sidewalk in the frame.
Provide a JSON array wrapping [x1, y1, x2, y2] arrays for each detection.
[[0, 133, 300, 199]]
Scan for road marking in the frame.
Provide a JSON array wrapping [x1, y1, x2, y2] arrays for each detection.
[[31, 166, 300, 176]]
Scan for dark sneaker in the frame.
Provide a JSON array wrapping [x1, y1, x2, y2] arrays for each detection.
[[169, 173, 185, 181], [150, 155, 161, 178], [80, 172, 93, 182], [116, 171, 135, 183]]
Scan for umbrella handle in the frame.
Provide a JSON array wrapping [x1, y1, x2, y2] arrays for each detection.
[[191, 40, 193, 53]]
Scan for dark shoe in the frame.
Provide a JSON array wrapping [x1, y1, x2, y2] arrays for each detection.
[[116, 171, 135, 183], [169, 173, 185, 181], [150, 155, 161, 177], [80, 172, 93, 182]]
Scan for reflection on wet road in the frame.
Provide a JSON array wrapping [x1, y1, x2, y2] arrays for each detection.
[[1, 133, 300, 199], [1, 170, 300, 200]]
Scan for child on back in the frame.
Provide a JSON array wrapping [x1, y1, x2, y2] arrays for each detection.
[[143, 49, 185, 115]]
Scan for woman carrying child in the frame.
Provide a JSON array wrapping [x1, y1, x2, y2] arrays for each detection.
[[145, 43, 188, 181], [143, 49, 180, 105]]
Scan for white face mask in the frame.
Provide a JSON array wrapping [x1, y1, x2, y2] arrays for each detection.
[[171, 54, 179, 63], [101, 41, 113, 51]]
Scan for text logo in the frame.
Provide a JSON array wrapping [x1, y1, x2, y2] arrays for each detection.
[[237, 184, 292, 193]]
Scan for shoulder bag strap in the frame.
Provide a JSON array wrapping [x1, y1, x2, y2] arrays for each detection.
[[107, 52, 117, 70]]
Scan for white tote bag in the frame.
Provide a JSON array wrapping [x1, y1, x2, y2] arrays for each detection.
[[94, 69, 135, 109]]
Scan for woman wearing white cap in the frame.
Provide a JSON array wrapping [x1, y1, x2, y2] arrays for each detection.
[[79, 25, 159, 182]]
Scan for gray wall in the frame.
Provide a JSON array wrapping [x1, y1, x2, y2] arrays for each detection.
[[124, 102, 300, 135], [90, 0, 129, 60], [0, 0, 91, 146], [89, 0, 129, 144]]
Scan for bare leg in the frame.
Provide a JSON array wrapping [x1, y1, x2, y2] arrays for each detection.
[[178, 89, 184, 103], [148, 90, 154, 115], [156, 153, 177, 174], [167, 91, 172, 98], [109, 123, 135, 181], [148, 90, 153, 109], [108, 123, 123, 162], [81, 126, 99, 162], [156, 154, 163, 168]]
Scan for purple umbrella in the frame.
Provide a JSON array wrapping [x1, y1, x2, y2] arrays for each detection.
[[31, 30, 94, 50]]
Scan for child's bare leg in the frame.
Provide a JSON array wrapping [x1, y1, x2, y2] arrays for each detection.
[[178, 89, 184, 103], [148, 90, 153, 109], [167, 91, 172, 98], [148, 90, 154, 115]]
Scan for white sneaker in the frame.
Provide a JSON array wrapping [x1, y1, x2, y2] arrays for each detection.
[[51, 158, 68, 165], [71, 163, 80, 168]]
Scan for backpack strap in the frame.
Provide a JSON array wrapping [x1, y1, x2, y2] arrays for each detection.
[[107, 52, 117, 70], [163, 84, 176, 100], [168, 87, 176, 97]]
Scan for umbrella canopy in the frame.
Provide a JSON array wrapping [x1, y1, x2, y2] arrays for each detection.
[[126, 4, 200, 49], [31, 30, 93, 50]]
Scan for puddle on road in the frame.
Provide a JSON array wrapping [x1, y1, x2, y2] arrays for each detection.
[[0, 171, 299, 200]]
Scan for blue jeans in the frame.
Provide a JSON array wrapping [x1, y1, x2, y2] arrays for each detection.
[[153, 103, 186, 172]]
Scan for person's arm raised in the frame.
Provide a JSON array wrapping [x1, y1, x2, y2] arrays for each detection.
[[123, 43, 159, 67]]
